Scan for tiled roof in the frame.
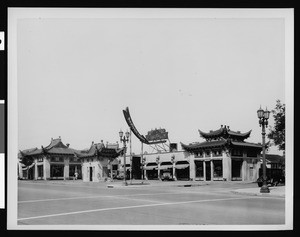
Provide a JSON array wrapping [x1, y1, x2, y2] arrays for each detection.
[[181, 140, 262, 151], [198, 126, 251, 140], [75, 142, 123, 158], [44, 137, 68, 149], [231, 141, 262, 149], [46, 147, 76, 155], [265, 154, 285, 163], [181, 140, 227, 151], [20, 137, 76, 156]]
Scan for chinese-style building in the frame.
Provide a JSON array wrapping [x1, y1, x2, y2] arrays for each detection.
[[74, 141, 124, 182], [19, 137, 81, 180], [19, 138, 124, 182], [181, 125, 263, 181]]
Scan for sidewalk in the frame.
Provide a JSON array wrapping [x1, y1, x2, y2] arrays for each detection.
[[106, 179, 248, 188], [232, 186, 285, 198], [107, 179, 214, 187]]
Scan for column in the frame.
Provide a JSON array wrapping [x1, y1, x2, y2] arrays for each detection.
[[222, 150, 232, 181], [144, 164, 148, 180], [157, 163, 161, 180], [18, 162, 23, 179], [172, 163, 177, 181], [210, 160, 214, 181], [110, 162, 113, 179], [34, 160, 38, 180], [203, 160, 206, 181], [189, 156, 195, 181], [43, 157, 46, 180], [64, 157, 69, 180], [242, 160, 247, 181]]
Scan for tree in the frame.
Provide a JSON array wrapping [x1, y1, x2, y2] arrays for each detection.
[[267, 100, 285, 151]]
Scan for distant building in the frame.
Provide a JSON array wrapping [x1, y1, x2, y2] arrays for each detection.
[[264, 154, 285, 170]]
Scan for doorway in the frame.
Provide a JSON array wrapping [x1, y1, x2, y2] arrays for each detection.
[[89, 167, 93, 181], [205, 161, 211, 181], [232, 159, 243, 180]]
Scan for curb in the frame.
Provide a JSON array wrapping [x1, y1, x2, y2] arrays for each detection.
[[231, 190, 285, 198]]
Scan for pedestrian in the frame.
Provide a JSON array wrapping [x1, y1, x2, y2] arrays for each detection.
[[74, 171, 78, 180]]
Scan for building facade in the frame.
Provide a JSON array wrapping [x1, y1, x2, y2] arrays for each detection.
[[181, 125, 262, 182], [19, 137, 82, 180], [121, 125, 263, 182], [75, 142, 123, 182]]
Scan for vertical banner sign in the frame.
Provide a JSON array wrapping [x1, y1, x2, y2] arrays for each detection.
[[122, 107, 149, 144]]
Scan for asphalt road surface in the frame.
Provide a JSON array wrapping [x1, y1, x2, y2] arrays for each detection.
[[18, 180, 285, 226]]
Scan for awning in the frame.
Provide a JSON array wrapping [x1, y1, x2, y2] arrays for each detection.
[[144, 162, 158, 170], [175, 161, 190, 170], [144, 165, 158, 170], [175, 164, 189, 169], [158, 164, 173, 170]]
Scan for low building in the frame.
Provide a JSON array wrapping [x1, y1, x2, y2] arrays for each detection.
[[265, 154, 285, 170], [124, 125, 263, 182], [19, 137, 81, 180], [75, 141, 124, 182], [181, 125, 262, 182]]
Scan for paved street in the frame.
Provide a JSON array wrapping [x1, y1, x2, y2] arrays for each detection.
[[17, 180, 285, 226]]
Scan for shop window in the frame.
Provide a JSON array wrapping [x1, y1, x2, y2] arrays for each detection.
[[213, 160, 222, 177], [50, 164, 64, 177], [37, 165, 43, 178], [195, 161, 203, 177]]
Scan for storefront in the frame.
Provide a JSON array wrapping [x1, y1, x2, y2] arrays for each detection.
[[75, 141, 124, 182], [144, 162, 158, 180], [175, 160, 190, 180], [19, 137, 82, 180], [181, 125, 262, 182]]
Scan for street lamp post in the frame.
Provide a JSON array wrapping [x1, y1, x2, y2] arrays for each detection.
[[257, 106, 271, 193], [119, 129, 130, 186]]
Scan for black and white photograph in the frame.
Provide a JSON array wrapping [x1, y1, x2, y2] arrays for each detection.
[[6, 8, 293, 230]]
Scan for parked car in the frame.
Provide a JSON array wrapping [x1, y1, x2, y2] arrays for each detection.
[[257, 175, 285, 187], [257, 168, 285, 187], [116, 172, 124, 180], [161, 172, 173, 181]]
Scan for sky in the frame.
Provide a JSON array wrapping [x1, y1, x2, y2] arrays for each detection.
[[16, 11, 286, 155]]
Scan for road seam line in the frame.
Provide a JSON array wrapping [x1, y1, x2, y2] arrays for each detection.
[[18, 196, 255, 221]]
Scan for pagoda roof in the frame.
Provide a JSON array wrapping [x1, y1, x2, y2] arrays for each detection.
[[198, 125, 251, 141], [20, 137, 76, 157], [19, 147, 42, 158], [181, 140, 228, 151], [231, 141, 262, 149], [42, 137, 75, 155], [75, 142, 124, 159], [181, 139, 262, 152]]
